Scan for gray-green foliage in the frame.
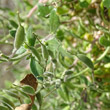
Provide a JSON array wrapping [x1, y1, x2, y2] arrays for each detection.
[[0, 0, 110, 110]]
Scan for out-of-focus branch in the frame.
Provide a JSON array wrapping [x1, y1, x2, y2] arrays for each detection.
[[27, 5, 38, 18], [85, 31, 101, 53], [27, 0, 48, 18], [69, 58, 78, 69], [61, 17, 79, 24]]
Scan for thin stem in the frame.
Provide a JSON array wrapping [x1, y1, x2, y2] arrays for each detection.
[[17, 11, 21, 26], [68, 68, 89, 81], [10, 49, 17, 58], [9, 51, 30, 61], [67, 30, 92, 43], [96, 47, 110, 62], [0, 34, 11, 42], [92, 69, 95, 84], [0, 41, 13, 45], [0, 58, 7, 62], [43, 88, 56, 99], [85, 35, 100, 54], [35, 87, 44, 94], [27, 5, 38, 18], [27, 0, 48, 18], [68, 47, 110, 81], [69, 58, 78, 69], [18, 97, 23, 104], [24, 42, 31, 48], [33, 33, 43, 45]]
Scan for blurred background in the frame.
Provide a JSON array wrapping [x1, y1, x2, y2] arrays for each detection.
[[0, 0, 48, 88], [0, 0, 110, 109], [0, 0, 15, 88], [0, 0, 35, 88]]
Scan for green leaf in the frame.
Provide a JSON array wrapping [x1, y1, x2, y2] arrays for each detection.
[[37, 4, 53, 17], [0, 95, 15, 109], [23, 0, 33, 7], [56, 30, 64, 41], [27, 46, 41, 61], [57, 6, 68, 15], [0, 105, 9, 110], [96, 24, 110, 34], [14, 87, 29, 98], [103, 0, 110, 9], [16, 46, 26, 54], [79, 0, 91, 8], [3, 90, 19, 99], [63, 106, 70, 110], [9, 20, 18, 28], [9, 30, 16, 37], [61, 84, 69, 101], [31, 104, 38, 110], [41, 45, 49, 60], [68, 30, 80, 39], [30, 57, 43, 77], [2, 103, 12, 110], [49, 9, 60, 33], [46, 37, 60, 53], [58, 53, 69, 68], [64, 81, 74, 90], [21, 85, 35, 95], [36, 92, 42, 107], [77, 54, 94, 69], [99, 36, 110, 47], [59, 46, 73, 58], [57, 87, 68, 101], [80, 1, 89, 8], [65, 70, 73, 75], [26, 26, 36, 46], [30, 57, 39, 77]]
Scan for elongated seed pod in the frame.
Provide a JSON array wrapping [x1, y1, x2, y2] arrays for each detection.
[[14, 25, 25, 50], [30, 47, 41, 61], [41, 45, 49, 60], [14, 12, 25, 50], [33, 33, 49, 60], [10, 51, 29, 61], [25, 43, 41, 61]]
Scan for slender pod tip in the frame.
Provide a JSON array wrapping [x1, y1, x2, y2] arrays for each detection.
[[17, 11, 21, 26]]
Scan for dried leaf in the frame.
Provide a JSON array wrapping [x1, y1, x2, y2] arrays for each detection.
[[20, 74, 38, 105], [20, 74, 38, 90], [15, 104, 31, 110]]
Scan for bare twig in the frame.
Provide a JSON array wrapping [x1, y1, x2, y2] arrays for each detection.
[[27, 0, 48, 18], [27, 5, 38, 18], [43, 88, 56, 99]]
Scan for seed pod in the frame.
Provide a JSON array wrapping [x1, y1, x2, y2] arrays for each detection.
[[10, 51, 28, 61], [25, 43, 41, 61], [30, 47, 41, 61], [41, 45, 49, 60], [14, 25, 25, 50], [33, 33, 49, 61], [14, 12, 25, 50]]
